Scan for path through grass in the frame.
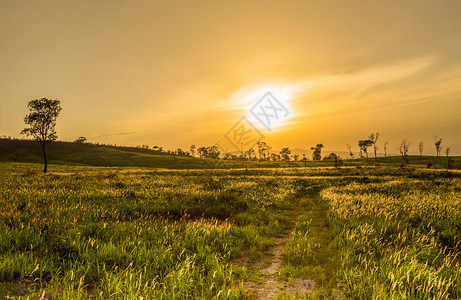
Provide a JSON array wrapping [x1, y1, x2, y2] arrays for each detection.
[[241, 185, 342, 299]]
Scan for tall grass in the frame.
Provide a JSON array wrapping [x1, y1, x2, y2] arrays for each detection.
[[0, 164, 296, 298], [322, 178, 461, 299], [2, 162, 460, 298]]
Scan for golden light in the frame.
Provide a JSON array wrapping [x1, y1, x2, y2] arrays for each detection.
[[227, 82, 303, 131]]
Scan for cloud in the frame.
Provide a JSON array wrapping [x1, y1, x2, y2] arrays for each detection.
[[91, 132, 137, 139]]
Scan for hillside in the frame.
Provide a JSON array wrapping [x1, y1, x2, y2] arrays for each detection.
[[0, 138, 208, 169]]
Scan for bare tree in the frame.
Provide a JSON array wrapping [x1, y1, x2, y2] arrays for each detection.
[[418, 142, 424, 157], [369, 132, 380, 161], [445, 147, 451, 158], [445, 147, 452, 169], [21, 98, 62, 173], [434, 136, 443, 158], [383, 142, 388, 157], [398, 139, 412, 167], [346, 144, 354, 159]]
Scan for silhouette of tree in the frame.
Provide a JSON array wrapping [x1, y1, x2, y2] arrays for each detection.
[[323, 153, 342, 168], [21, 98, 62, 173], [358, 139, 373, 161], [445, 147, 453, 169], [224, 153, 237, 160], [74, 136, 87, 143], [445, 147, 451, 158], [369, 132, 380, 161], [197, 146, 208, 158], [189, 144, 196, 157], [323, 153, 338, 161], [293, 154, 299, 161], [383, 142, 388, 157], [310, 144, 324, 161], [198, 146, 220, 159], [347, 144, 354, 159], [418, 142, 424, 157], [398, 139, 412, 167], [270, 153, 280, 161], [245, 148, 255, 160], [207, 146, 220, 159], [257, 141, 270, 162], [280, 147, 291, 161], [434, 136, 443, 158], [302, 154, 307, 167]]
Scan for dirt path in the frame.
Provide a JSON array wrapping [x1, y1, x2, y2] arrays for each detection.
[[240, 189, 341, 299], [243, 236, 316, 299], [241, 207, 315, 299]]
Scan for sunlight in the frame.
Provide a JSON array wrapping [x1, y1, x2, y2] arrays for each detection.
[[227, 82, 303, 131]]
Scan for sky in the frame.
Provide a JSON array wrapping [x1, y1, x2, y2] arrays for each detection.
[[1, 0, 460, 155]]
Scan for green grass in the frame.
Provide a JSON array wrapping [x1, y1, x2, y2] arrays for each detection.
[[322, 178, 461, 299], [1, 162, 460, 298], [0, 163, 297, 298], [280, 187, 340, 294]]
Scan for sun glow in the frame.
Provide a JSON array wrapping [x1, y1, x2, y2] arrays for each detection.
[[227, 82, 303, 131]]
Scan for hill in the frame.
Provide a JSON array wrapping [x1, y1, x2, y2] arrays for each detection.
[[0, 138, 208, 169]]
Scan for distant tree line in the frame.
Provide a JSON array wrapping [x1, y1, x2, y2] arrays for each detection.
[[17, 98, 458, 172]]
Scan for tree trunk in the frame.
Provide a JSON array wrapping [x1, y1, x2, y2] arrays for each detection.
[[41, 142, 47, 173]]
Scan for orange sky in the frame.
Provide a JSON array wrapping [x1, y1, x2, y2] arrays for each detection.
[[1, 0, 460, 155]]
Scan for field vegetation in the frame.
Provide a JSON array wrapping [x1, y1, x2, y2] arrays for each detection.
[[0, 162, 460, 299]]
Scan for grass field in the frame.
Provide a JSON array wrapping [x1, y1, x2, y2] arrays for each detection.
[[1, 162, 460, 299]]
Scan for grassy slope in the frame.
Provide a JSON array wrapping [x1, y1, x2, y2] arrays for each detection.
[[0, 139, 209, 169]]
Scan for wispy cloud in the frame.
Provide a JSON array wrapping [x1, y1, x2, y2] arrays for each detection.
[[91, 132, 137, 139]]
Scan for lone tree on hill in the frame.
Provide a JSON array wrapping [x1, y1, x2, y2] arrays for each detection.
[[21, 98, 62, 173], [358, 139, 373, 161]]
